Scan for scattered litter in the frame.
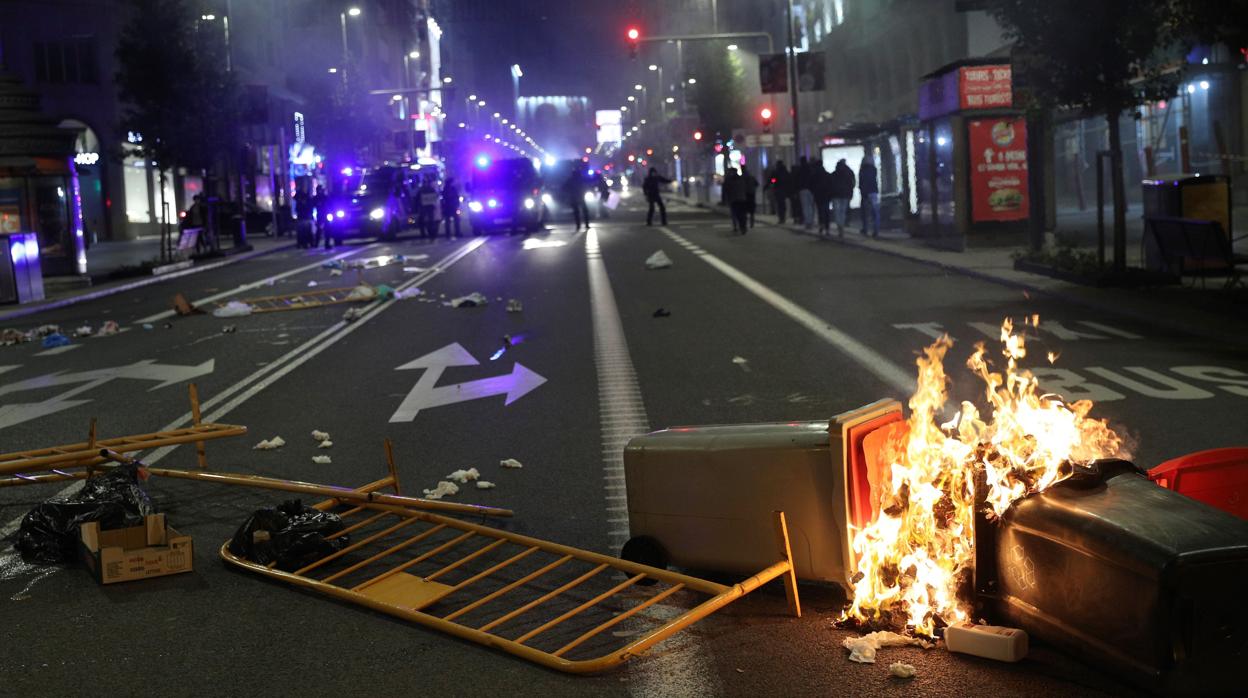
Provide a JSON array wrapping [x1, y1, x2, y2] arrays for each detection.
[[1, 328, 29, 345], [495, 296, 503, 302], [889, 662, 917, 679], [476, 481, 496, 489], [173, 293, 201, 316], [307, 280, 319, 287], [311, 430, 331, 442], [142, 323, 154, 331], [342, 307, 367, 322], [506, 298, 523, 313], [500, 458, 523, 469], [221, 325, 237, 334], [253, 436, 287, 450], [445, 468, 480, 484], [213, 300, 255, 318], [422, 481, 460, 500], [15, 462, 154, 564], [402, 266, 428, 273], [345, 285, 377, 301], [449, 292, 489, 308], [645, 250, 673, 269], [842, 631, 932, 664], [97, 321, 120, 336], [318, 440, 333, 449], [732, 356, 751, 372], [329, 269, 343, 277], [375, 284, 397, 300], [735, 668, 745, 674], [311, 455, 332, 464], [73, 325, 93, 338], [393, 287, 423, 300], [652, 308, 671, 318], [162, 322, 173, 329], [322, 260, 344, 271], [228, 499, 348, 571], [347, 253, 406, 270], [41, 333, 71, 349]]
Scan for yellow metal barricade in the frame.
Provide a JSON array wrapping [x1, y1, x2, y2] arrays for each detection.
[[220, 474, 801, 674], [224, 285, 374, 313]]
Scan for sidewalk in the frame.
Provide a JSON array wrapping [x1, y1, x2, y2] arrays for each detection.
[[671, 195, 1248, 345], [1, 234, 296, 323]]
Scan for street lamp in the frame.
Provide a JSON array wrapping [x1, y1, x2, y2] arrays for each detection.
[[511, 63, 523, 120], [409, 50, 419, 59], [442, 76, 453, 84], [726, 44, 738, 51], [339, 7, 361, 83]]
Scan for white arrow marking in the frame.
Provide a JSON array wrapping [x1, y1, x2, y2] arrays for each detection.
[[0, 359, 216, 430], [388, 343, 546, 422]]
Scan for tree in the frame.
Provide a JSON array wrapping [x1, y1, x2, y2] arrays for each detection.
[[984, 0, 1185, 271], [115, 0, 239, 258], [689, 42, 747, 143]]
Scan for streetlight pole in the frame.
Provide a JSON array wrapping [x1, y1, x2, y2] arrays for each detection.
[[785, 0, 802, 162], [339, 7, 360, 86], [511, 64, 523, 121]]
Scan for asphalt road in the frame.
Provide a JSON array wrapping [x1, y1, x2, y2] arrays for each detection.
[[1, 191, 1244, 697]]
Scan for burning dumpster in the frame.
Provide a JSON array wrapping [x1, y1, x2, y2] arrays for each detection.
[[623, 317, 1248, 692]]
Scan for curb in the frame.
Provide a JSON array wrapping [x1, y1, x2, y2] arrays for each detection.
[[0, 241, 297, 324], [685, 204, 1247, 346]]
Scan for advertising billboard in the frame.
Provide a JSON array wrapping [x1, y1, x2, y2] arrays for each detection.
[[968, 118, 1028, 222]]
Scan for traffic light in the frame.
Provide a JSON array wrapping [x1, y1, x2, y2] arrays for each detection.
[[759, 106, 773, 133], [627, 27, 640, 59], [692, 129, 703, 142]]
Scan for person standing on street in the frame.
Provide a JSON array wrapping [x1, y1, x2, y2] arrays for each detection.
[[788, 160, 804, 226], [440, 176, 461, 239], [796, 157, 815, 230], [563, 169, 590, 231], [642, 167, 672, 227], [830, 159, 856, 237], [765, 161, 790, 224], [417, 176, 439, 238], [859, 155, 880, 237], [812, 161, 833, 238], [723, 167, 750, 233], [741, 165, 759, 229], [311, 185, 329, 249]]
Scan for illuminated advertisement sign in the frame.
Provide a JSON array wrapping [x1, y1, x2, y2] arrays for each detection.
[[968, 118, 1028, 222]]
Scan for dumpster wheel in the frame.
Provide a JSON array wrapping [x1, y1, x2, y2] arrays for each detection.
[[620, 536, 668, 585]]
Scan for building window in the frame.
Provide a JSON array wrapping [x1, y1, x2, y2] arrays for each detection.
[[33, 37, 99, 85]]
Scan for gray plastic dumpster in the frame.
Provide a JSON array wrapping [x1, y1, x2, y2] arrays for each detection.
[[622, 399, 903, 588]]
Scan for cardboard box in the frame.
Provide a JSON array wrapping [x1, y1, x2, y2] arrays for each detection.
[[80, 514, 193, 584]]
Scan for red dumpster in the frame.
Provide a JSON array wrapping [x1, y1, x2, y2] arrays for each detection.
[[1149, 447, 1248, 520]]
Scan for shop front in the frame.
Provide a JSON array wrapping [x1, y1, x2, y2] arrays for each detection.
[[0, 72, 86, 278], [914, 60, 1029, 250]]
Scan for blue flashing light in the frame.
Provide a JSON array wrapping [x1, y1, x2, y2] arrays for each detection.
[[487, 198, 498, 208], [475, 155, 491, 169]]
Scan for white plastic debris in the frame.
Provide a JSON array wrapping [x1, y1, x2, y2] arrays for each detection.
[[74, 325, 93, 337], [342, 307, 367, 322], [445, 467, 480, 484], [307, 280, 319, 287], [346, 285, 378, 301], [253, 436, 286, 450], [318, 440, 333, 449], [644, 250, 673, 269], [505, 298, 523, 313], [213, 300, 255, 318], [97, 321, 120, 336], [329, 269, 343, 277], [842, 631, 931, 664], [499, 458, 523, 469], [476, 481, 496, 489], [449, 292, 489, 308], [422, 481, 460, 500], [311, 455, 332, 464], [311, 430, 331, 442], [889, 662, 917, 679]]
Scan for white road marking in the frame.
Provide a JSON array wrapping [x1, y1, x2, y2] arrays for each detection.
[[0, 238, 486, 542], [589, 226, 724, 697], [134, 243, 380, 324], [661, 226, 913, 394], [34, 344, 81, 356], [1078, 321, 1143, 339]]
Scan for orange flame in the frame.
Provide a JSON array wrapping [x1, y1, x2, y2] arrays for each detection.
[[844, 318, 1124, 637]]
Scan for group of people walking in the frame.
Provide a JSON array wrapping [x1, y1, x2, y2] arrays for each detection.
[[763, 155, 879, 238], [721, 165, 759, 233]]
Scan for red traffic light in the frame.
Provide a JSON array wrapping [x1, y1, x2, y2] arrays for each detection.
[[692, 130, 703, 141], [627, 27, 640, 41], [627, 27, 641, 58], [759, 107, 773, 121]]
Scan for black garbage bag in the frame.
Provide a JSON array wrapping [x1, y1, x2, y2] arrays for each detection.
[[15, 463, 155, 565], [228, 499, 349, 572]]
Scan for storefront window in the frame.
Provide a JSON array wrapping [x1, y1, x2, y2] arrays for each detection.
[[32, 176, 70, 258], [0, 178, 25, 233], [124, 153, 151, 223]]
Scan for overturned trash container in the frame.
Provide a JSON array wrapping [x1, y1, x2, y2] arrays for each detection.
[[622, 399, 903, 587], [982, 460, 1248, 693]]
